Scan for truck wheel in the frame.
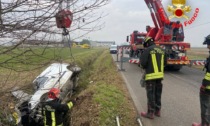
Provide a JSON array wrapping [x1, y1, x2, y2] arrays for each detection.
[[129, 50, 134, 57], [137, 50, 142, 58], [174, 65, 182, 71], [166, 65, 182, 71]]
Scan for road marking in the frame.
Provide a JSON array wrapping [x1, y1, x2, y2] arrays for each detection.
[[119, 70, 153, 126]]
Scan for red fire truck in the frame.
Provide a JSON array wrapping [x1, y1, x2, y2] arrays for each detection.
[[127, 31, 146, 58], [128, 0, 191, 71]]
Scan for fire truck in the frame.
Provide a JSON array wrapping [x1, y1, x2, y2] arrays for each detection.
[[127, 31, 146, 58], [128, 0, 191, 71]]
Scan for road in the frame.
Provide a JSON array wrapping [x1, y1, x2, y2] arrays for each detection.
[[113, 54, 205, 126]]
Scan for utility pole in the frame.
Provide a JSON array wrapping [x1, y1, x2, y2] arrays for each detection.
[[67, 0, 70, 10], [59, 0, 62, 11], [67, 0, 71, 47], [0, 0, 3, 28]]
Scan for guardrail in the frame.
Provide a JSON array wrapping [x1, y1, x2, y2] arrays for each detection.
[[115, 46, 206, 71]]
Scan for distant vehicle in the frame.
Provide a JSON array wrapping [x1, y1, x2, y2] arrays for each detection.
[[110, 45, 118, 54], [81, 44, 90, 49], [13, 63, 81, 125]]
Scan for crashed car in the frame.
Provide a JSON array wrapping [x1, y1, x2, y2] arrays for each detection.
[[12, 63, 81, 126]]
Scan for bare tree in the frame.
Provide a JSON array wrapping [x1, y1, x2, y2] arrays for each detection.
[[0, 0, 110, 124], [0, 0, 109, 69]]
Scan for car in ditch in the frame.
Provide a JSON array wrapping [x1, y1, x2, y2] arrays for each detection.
[[12, 63, 81, 126]]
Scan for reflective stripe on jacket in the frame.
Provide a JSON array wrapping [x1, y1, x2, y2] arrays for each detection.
[[140, 45, 166, 81], [145, 53, 164, 80], [201, 57, 210, 93], [205, 72, 210, 81], [203, 72, 210, 90], [42, 99, 73, 126]]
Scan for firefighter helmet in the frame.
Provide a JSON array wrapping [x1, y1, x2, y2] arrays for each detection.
[[143, 37, 154, 47], [203, 34, 210, 45], [48, 88, 60, 99]]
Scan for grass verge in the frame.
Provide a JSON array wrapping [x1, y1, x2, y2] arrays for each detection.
[[71, 50, 138, 126]]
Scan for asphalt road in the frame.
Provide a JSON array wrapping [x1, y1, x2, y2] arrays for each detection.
[[113, 54, 205, 126]]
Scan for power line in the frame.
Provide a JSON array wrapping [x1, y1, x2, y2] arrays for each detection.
[[185, 21, 210, 30]]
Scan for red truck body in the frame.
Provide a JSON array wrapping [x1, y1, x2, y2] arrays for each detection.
[[128, 31, 147, 58], [128, 0, 191, 70]]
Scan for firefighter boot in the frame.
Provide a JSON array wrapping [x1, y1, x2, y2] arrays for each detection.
[[140, 112, 154, 119], [154, 110, 161, 117], [192, 122, 201, 126]]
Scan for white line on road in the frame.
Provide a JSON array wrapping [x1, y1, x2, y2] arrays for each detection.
[[119, 70, 152, 126]]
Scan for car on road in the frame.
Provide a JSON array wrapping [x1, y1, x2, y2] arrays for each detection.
[[110, 45, 118, 54]]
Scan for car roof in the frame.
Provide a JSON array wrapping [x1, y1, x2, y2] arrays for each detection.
[[111, 44, 117, 46]]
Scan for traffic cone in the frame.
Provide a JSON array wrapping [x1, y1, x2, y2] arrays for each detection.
[[192, 122, 201, 126], [140, 112, 154, 119]]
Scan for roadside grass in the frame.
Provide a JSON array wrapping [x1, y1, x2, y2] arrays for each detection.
[[71, 50, 137, 126], [94, 83, 126, 125], [92, 50, 126, 125]]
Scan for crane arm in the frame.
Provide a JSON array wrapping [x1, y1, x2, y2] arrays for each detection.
[[144, 0, 184, 42], [144, 0, 170, 29]]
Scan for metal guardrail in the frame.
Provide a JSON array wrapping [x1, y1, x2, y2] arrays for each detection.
[[115, 46, 206, 72], [128, 58, 207, 66], [190, 60, 206, 66]]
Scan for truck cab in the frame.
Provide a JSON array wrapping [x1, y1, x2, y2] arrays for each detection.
[[127, 31, 146, 58]]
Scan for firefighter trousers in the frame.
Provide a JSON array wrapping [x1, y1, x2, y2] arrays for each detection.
[[200, 93, 210, 126], [145, 79, 163, 114]]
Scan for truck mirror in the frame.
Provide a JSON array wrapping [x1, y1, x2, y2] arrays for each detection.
[[126, 36, 129, 42]]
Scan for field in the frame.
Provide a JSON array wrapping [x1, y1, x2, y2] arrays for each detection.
[[187, 47, 208, 69], [187, 47, 209, 60], [0, 47, 137, 126]]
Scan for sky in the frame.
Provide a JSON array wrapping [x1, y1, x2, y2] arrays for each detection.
[[83, 0, 210, 47]]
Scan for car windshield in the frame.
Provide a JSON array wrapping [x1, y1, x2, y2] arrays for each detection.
[[137, 36, 145, 39], [110, 46, 117, 49]]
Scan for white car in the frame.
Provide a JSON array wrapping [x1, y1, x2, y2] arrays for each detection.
[[109, 45, 118, 54], [13, 63, 81, 125]]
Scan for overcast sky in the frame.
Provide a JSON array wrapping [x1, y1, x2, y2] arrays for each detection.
[[81, 0, 210, 47]]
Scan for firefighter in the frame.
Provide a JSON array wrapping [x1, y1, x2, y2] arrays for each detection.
[[192, 34, 210, 126], [172, 21, 181, 41], [140, 37, 167, 119], [42, 88, 75, 126]]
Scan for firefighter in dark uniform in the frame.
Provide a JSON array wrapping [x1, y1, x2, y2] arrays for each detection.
[[140, 37, 167, 119], [42, 88, 74, 126], [172, 21, 181, 41], [193, 35, 210, 126]]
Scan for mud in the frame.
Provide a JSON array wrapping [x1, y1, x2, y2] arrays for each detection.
[[70, 92, 99, 126]]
